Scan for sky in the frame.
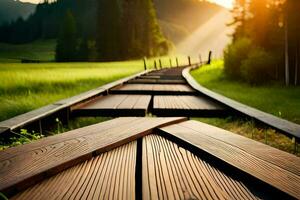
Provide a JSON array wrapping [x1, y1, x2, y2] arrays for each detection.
[[19, 0, 234, 9]]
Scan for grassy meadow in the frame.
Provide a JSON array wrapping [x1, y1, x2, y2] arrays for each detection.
[[192, 61, 300, 155], [0, 61, 146, 121], [0, 40, 56, 62], [192, 60, 300, 124]]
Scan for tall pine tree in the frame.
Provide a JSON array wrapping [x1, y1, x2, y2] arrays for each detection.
[[55, 10, 77, 62], [96, 0, 169, 61], [96, 0, 122, 61]]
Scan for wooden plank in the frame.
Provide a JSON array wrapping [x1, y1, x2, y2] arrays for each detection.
[[72, 95, 151, 117], [177, 121, 300, 176], [159, 121, 300, 199], [153, 95, 226, 117], [183, 67, 300, 140], [111, 84, 196, 95], [0, 104, 65, 131], [128, 79, 186, 84], [0, 117, 186, 195], [154, 95, 223, 110], [142, 134, 261, 200], [55, 70, 151, 106], [12, 141, 137, 200]]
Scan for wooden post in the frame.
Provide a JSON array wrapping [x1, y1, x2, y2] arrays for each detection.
[[188, 56, 191, 66], [143, 57, 147, 70], [176, 57, 179, 67], [39, 120, 43, 135], [154, 60, 157, 70], [207, 51, 212, 65], [169, 58, 172, 68], [159, 59, 162, 69]]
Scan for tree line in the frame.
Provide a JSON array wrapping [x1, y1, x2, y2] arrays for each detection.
[[0, 0, 169, 61], [225, 0, 300, 85]]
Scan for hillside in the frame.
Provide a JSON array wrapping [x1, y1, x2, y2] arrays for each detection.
[[0, 0, 36, 25]]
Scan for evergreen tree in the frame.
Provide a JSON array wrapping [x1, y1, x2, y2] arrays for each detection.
[[96, 0, 122, 61], [77, 37, 90, 61], [55, 10, 77, 62]]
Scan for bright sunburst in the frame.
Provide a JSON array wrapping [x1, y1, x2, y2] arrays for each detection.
[[208, 0, 234, 9]]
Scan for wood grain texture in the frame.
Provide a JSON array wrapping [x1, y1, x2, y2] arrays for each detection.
[[76, 95, 151, 110], [111, 84, 196, 95], [154, 95, 223, 110], [142, 134, 260, 200], [12, 141, 137, 200], [0, 117, 186, 195], [183, 67, 300, 139], [73, 95, 151, 117], [128, 79, 186, 84], [160, 121, 300, 199]]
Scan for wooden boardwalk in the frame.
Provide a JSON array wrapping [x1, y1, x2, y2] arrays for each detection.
[[1, 117, 299, 199], [72, 67, 225, 117], [153, 95, 225, 117], [73, 95, 151, 117], [1, 65, 300, 200]]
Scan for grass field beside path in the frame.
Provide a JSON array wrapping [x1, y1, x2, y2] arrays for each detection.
[[191, 60, 300, 156], [191, 60, 300, 124], [0, 61, 146, 121]]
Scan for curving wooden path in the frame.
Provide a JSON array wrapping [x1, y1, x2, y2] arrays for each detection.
[[1, 65, 300, 199]]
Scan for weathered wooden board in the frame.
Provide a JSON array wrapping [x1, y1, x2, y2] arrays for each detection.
[[159, 120, 300, 199], [143, 134, 261, 200], [72, 95, 151, 117], [12, 141, 137, 200], [183, 67, 300, 140], [110, 84, 196, 95], [128, 79, 186, 84], [154, 95, 222, 110], [0, 104, 66, 131], [0, 117, 186, 195]]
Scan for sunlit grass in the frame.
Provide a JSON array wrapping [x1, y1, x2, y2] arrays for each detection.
[[194, 117, 299, 156], [191, 60, 300, 156], [191, 60, 300, 124], [0, 61, 146, 121]]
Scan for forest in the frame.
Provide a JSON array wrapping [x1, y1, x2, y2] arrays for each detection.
[[0, 0, 222, 62], [225, 0, 300, 85]]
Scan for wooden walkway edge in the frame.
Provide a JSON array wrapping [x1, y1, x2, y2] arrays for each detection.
[[183, 66, 300, 141], [0, 70, 151, 135], [159, 120, 300, 199], [0, 117, 186, 195]]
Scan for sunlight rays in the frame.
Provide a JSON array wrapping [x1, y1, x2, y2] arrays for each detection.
[[176, 9, 233, 58]]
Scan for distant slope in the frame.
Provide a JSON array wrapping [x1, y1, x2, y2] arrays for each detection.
[[0, 40, 56, 62], [155, 0, 226, 43], [0, 0, 36, 25]]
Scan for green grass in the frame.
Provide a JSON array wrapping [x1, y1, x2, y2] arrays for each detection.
[[0, 40, 56, 62], [191, 60, 300, 156], [195, 117, 299, 156], [0, 61, 147, 121], [191, 60, 300, 124]]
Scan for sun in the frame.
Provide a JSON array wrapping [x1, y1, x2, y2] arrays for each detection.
[[208, 0, 234, 9]]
